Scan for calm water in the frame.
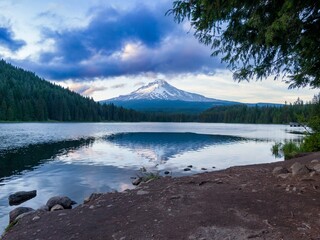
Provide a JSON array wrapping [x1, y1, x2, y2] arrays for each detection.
[[0, 122, 304, 232]]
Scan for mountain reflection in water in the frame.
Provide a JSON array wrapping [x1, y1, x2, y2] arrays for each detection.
[[105, 132, 246, 163]]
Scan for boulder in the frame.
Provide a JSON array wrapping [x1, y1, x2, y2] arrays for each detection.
[[46, 196, 76, 210], [313, 164, 320, 173], [9, 207, 34, 223], [51, 204, 64, 211], [272, 166, 289, 175], [184, 168, 191, 171], [290, 162, 309, 176], [8, 190, 37, 206]]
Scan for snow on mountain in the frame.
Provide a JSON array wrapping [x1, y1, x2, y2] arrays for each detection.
[[106, 79, 218, 102]]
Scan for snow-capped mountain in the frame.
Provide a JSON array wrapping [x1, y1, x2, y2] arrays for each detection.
[[107, 79, 218, 102], [101, 80, 239, 112]]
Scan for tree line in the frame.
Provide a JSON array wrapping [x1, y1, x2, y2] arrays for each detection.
[[198, 97, 320, 124], [0, 60, 142, 122]]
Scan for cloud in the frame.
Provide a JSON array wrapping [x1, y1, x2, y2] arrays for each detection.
[[15, 2, 224, 81], [134, 81, 145, 87], [68, 83, 108, 96], [0, 26, 26, 51], [111, 83, 126, 89]]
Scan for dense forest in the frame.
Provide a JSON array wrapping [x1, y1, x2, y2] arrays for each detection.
[[0, 60, 319, 124], [0, 60, 142, 122], [198, 97, 320, 124]]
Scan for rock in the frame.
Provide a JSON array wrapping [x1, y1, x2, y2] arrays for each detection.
[[184, 168, 191, 171], [277, 173, 291, 179], [272, 166, 289, 175], [212, 166, 216, 169], [311, 159, 319, 163], [201, 168, 207, 171], [310, 171, 317, 177], [164, 171, 170, 175], [46, 196, 77, 210], [84, 193, 103, 204], [132, 177, 142, 186], [51, 204, 64, 211], [290, 162, 309, 176], [9, 207, 34, 223], [187, 165, 193, 168], [137, 190, 149, 195], [32, 216, 40, 221], [15, 212, 34, 222], [313, 164, 320, 173], [8, 190, 37, 206]]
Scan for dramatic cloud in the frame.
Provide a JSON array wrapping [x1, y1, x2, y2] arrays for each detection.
[[111, 83, 126, 89], [17, 3, 223, 81], [67, 83, 108, 96], [0, 26, 25, 51]]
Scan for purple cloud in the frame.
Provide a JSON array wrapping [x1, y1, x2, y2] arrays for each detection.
[[14, 3, 224, 81]]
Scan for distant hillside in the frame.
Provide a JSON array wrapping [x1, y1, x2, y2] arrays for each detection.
[[105, 99, 237, 113], [0, 60, 141, 122], [198, 104, 315, 124]]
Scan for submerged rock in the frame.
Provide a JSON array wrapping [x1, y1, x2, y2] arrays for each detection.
[[8, 190, 37, 206], [9, 207, 35, 223], [46, 196, 76, 210]]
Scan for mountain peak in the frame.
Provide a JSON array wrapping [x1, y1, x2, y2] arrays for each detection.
[[106, 79, 216, 102]]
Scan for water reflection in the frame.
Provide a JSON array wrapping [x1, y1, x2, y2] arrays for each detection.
[[0, 138, 94, 180], [105, 132, 246, 163]]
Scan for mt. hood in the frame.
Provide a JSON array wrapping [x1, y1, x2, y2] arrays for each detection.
[[101, 80, 239, 113], [106, 79, 219, 102]]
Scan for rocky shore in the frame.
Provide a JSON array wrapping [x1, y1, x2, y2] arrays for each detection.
[[2, 152, 320, 240]]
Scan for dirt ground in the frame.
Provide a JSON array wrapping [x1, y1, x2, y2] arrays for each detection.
[[2, 152, 320, 240]]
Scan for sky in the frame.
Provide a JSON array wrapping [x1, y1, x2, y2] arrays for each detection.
[[0, 0, 318, 104]]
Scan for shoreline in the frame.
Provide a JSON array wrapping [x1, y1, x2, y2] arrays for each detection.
[[2, 152, 320, 240]]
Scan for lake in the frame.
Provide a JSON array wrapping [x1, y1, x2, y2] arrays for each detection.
[[0, 122, 304, 233]]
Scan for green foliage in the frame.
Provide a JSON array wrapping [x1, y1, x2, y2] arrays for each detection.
[[0, 60, 143, 122], [137, 167, 160, 182], [271, 142, 283, 158], [282, 141, 302, 160], [169, 0, 320, 88], [198, 102, 316, 124], [303, 132, 320, 152], [271, 94, 320, 157], [271, 141, 303, 160], [4, 220, 17, 233]]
